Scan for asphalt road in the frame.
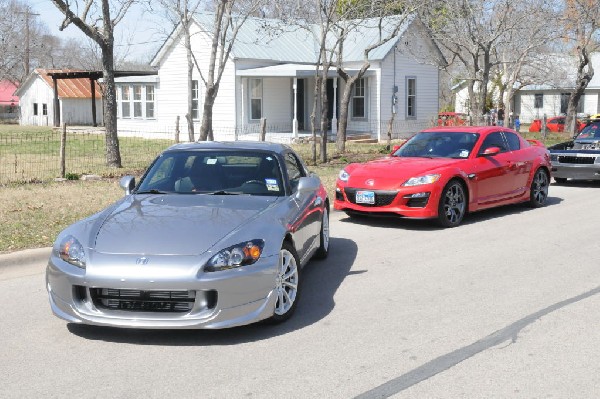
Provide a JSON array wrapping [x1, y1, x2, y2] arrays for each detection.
[[1, 181, 600, 398]]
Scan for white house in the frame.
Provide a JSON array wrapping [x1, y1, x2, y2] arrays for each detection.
[[117, 13, 445, 141], [15, 69, 103, 126]]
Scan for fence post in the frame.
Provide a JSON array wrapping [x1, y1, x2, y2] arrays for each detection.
[[60, 123, 67, 178], [542, 114, 547, 140], [175, 116, 180, 143], [259, 118, 267, 141]]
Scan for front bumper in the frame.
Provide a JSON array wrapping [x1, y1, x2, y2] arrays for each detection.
[[46, 251, 278, 329], [333, 184, 442, 218], [551, 154, 600, 180]]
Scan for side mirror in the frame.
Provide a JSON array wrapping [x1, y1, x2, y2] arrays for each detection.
[[119, 175, 136, 195], [481, 146, 501, 157], [296, 176, 320, 197]]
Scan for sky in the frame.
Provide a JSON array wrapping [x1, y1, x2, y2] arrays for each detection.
[[26, 0, 171, 62]]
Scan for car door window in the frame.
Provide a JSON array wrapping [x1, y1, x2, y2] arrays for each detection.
[[503, 132, 521, 151], [479, 132, 508, 154], [284, 152, 305, 192]]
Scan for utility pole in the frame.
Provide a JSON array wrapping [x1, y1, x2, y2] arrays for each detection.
[[16, 7, 40, 77]]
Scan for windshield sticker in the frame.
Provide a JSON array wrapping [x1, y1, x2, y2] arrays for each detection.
[[459, 150, 469, 158], [206, 158, 218, 165], [265, 178, 279, 191]]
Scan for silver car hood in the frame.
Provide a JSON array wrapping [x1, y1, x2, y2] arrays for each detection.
[[93, 194, 279, 255]]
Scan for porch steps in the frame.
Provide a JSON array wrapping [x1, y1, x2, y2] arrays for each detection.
[[346, 133, 377, 144]]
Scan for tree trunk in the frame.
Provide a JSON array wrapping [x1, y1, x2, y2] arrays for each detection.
[[336, 83, 353, 153], [310, 76, 320, 164], [566, 49, 594, 137], [319, 73, 328, 164], [199, 87, 216, 141], [185, 17, 195, 142], [101, 42, 121, 168]]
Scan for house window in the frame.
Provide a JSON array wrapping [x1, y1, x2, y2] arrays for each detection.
[[250, 79, 262, 120], [534, 93, 543, 108], [192, 80, 199, 119], [146, 85, 155, 118], [33, 103, 38, 116], [133, 85, 142, 118], [121, 86, 131, 118], [352, 78, 366, 118], [42, 104, 47, 116], [406, 77, 417, 118]]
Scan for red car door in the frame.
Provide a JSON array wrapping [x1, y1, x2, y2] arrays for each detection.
[[470, 132, 515, 206], [502, 131, 531, 195]]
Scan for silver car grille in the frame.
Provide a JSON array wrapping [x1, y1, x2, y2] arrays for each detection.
[[557, 155, 596, 165], [90, 288, 196, 312]]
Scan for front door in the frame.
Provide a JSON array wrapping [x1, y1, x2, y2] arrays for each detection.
[[295, 79, 305, 130], [326, 78, 338, 130]]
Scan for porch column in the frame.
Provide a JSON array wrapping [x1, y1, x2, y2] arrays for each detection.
[[239, 78, 244, 140], [332, 78, 338, 135], [52, 77, 60, 127], [293, 77, 298, 138]]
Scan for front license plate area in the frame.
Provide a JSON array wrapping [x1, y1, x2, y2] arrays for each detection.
[[356, 190, 375, 204]]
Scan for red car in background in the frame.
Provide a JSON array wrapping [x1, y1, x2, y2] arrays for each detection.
[[438, 112, 467, 126], [334, 126, 551, 227], [529, 116, 585, 133]]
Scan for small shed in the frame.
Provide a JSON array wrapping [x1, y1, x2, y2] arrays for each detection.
[[14, 69, 103, 127]]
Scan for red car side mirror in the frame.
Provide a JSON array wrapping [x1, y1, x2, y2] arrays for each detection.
[[481, 146, 501, 156]]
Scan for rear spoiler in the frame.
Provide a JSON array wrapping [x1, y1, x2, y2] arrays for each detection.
[[527, 139, 545, 147]]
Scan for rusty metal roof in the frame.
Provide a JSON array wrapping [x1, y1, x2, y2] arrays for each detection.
[[36, 69, 102, 99]]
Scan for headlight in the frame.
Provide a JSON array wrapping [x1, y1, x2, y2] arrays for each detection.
[[550, 154, 558, 161], [58, 235, 86, 268], [338, 169, 350, 182], [595, 156, 600, 164], [205, 240, 265, 272], [403, 174, 441, 187]]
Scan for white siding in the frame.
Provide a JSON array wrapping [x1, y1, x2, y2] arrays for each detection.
[[61, 99, 103, 125], [379, 25, 439, 140]]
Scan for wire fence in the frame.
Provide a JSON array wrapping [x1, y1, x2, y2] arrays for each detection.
[[0, 119, 435, 185]]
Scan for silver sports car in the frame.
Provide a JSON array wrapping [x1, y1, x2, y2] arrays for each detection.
[[46, 141, 330, 329]]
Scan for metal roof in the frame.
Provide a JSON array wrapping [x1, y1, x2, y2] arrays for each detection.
[[235, 63, 376, 77]]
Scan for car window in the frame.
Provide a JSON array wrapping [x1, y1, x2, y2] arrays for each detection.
[[137, 150, 284, 196], [577, 122, 600, 139], [503, 132, 521, 151], [395, 132, 479, 158], [479, 132, 508, 154], [284, 152, 305, 191]]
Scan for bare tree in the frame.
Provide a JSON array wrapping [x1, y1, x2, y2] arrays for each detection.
[[562, 0, 600, 136], [334, 1, 427, 153], [197, 0, 263, 141], [423, 0, 525, 124], [51, 0, 136, 168], [152, 0, 204, 142]]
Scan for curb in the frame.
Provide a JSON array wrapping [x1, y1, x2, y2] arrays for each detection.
[[0, 247, 52, 270]]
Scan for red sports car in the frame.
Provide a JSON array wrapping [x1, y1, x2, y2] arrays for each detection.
[[528, 116, 585, 133], [334, 126, 551, 227]]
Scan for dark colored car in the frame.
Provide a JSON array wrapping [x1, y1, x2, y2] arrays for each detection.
[[548, 120, 600, 183]]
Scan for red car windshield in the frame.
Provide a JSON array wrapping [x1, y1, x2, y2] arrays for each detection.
[[394, 132, 480, 159]]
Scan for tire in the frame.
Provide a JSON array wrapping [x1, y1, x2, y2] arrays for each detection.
[[313, 206, 330, 259], [437, 180, 467, 228], [529, 168, 549, 207], [554, 177, 567, 184], [269, 241, 301, 323]]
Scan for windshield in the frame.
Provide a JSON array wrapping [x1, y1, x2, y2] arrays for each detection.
[[136, 150, 284, 196], [576, 122, 600, 140], [393, 132, 480, 159]]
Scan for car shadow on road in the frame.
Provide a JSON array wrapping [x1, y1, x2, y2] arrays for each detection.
[[337, 196, 563, 230], [67, 237, 358, 345]]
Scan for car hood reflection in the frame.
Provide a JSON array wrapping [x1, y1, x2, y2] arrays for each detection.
[[94, 193, 278, 255]]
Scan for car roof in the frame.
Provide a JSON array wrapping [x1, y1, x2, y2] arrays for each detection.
[[421, 126, 517, 134], [164, 140, 291, 154]]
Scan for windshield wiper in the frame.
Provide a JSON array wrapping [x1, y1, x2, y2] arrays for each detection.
[[136, 189, 167, 194], [207, 190, 242, 195]]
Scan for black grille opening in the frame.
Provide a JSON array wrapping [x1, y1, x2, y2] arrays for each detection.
[[344, 188, 397, 207], [335, 190, 344, 201], [558, 156, 596, 165], [90, 288, 196, 313], [406, 197, 429, 208]]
